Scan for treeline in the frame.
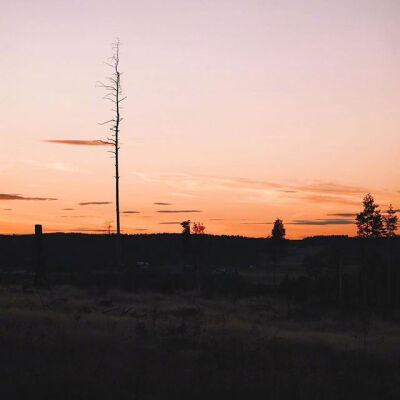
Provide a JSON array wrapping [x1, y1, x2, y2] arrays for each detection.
[[0, 233, 400, 307], [0, 233, 270, 271], [282, 237, 400, 310]]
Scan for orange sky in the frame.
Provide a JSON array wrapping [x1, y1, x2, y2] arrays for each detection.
[[1, 0, 399, 238]]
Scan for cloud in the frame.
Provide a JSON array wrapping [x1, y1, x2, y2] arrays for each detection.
[[159, 222, 182, 225], [289, 219, 355, 226], [74, 228, 111, 232], [63, 208, 74, 210], [0, 194, 57, 201], [3, 208, 12, 211], [137, 172, 371, 199], [46, 162, 88, 173], [49, 227, 116, 232], [154, 202, 171, 205], [134, 228, 148, 231], [239, 217, 355, 226], [296, 182, 367, 195], [136, 172, 397, 208], [206, 175, 281, 191], [327, 213, 357, 218], [169, 192, 198, 198], [22, 159, 88, 174], [300, 195, 360, 206], [138, 173, 281, 193], [240, 222, 273, 225], [45, 228, 111, 233], [157, 210, 202, 213], [43, 140, 113, 146], [123, 210, 140, 214], [61, 215, 87, 218], [79, 201, 111, 206], [209, 218, 225, 221]]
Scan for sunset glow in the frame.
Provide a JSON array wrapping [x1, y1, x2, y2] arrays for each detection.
[[2, 0, 399, 238]]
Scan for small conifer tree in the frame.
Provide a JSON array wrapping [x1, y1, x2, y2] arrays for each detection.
[[384, 204, 398, 237], [356, 193, 384, 238], [271, 218, 286, 240]]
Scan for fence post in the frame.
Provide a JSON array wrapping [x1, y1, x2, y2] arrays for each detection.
[[34, 224, 46, 287]]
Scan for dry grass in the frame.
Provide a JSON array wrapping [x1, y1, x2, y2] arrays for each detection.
[[1, 285, 400, 399]]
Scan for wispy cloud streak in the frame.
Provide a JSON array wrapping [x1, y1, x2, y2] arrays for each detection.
[[43, 140, 113, 146], [300, 195, 360, 206], [327, 213, 357, 218], [135, 172, 383, 206], [157, 210, 202, 213], [289, 219, 355, 226], [0, 194, 57, 201], [79, 201, 111, 206]]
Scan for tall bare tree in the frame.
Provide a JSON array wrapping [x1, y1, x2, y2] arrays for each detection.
[[96, 39, 126, 236]]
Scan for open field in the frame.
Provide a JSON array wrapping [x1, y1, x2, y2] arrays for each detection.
[[1, 284, 400, 399]]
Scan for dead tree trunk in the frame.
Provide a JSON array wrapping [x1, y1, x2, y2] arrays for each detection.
[[97, 39, 126, 268]]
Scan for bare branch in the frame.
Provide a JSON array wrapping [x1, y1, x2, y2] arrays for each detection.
[[95, 81, 118, 91], [98, 119, 115, 125]]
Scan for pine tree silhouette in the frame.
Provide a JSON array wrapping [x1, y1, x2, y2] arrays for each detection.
[[383, 204, 398, 237], [356, 193, 384, 238]]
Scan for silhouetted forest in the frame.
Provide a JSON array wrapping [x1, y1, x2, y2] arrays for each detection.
[[1, 233, 400, 308]]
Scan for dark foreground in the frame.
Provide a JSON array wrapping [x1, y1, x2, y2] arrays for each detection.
[[1, 283, 400, 400]]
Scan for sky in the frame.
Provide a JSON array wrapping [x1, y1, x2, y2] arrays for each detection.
[[1, 0, 399, 238]]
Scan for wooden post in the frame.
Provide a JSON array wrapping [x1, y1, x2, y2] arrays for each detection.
[[34, 224, 46, 286], [338, 254, 343, 307]]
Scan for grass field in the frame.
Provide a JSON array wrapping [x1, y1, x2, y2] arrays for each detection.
[[1, 283, 400, 399]]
